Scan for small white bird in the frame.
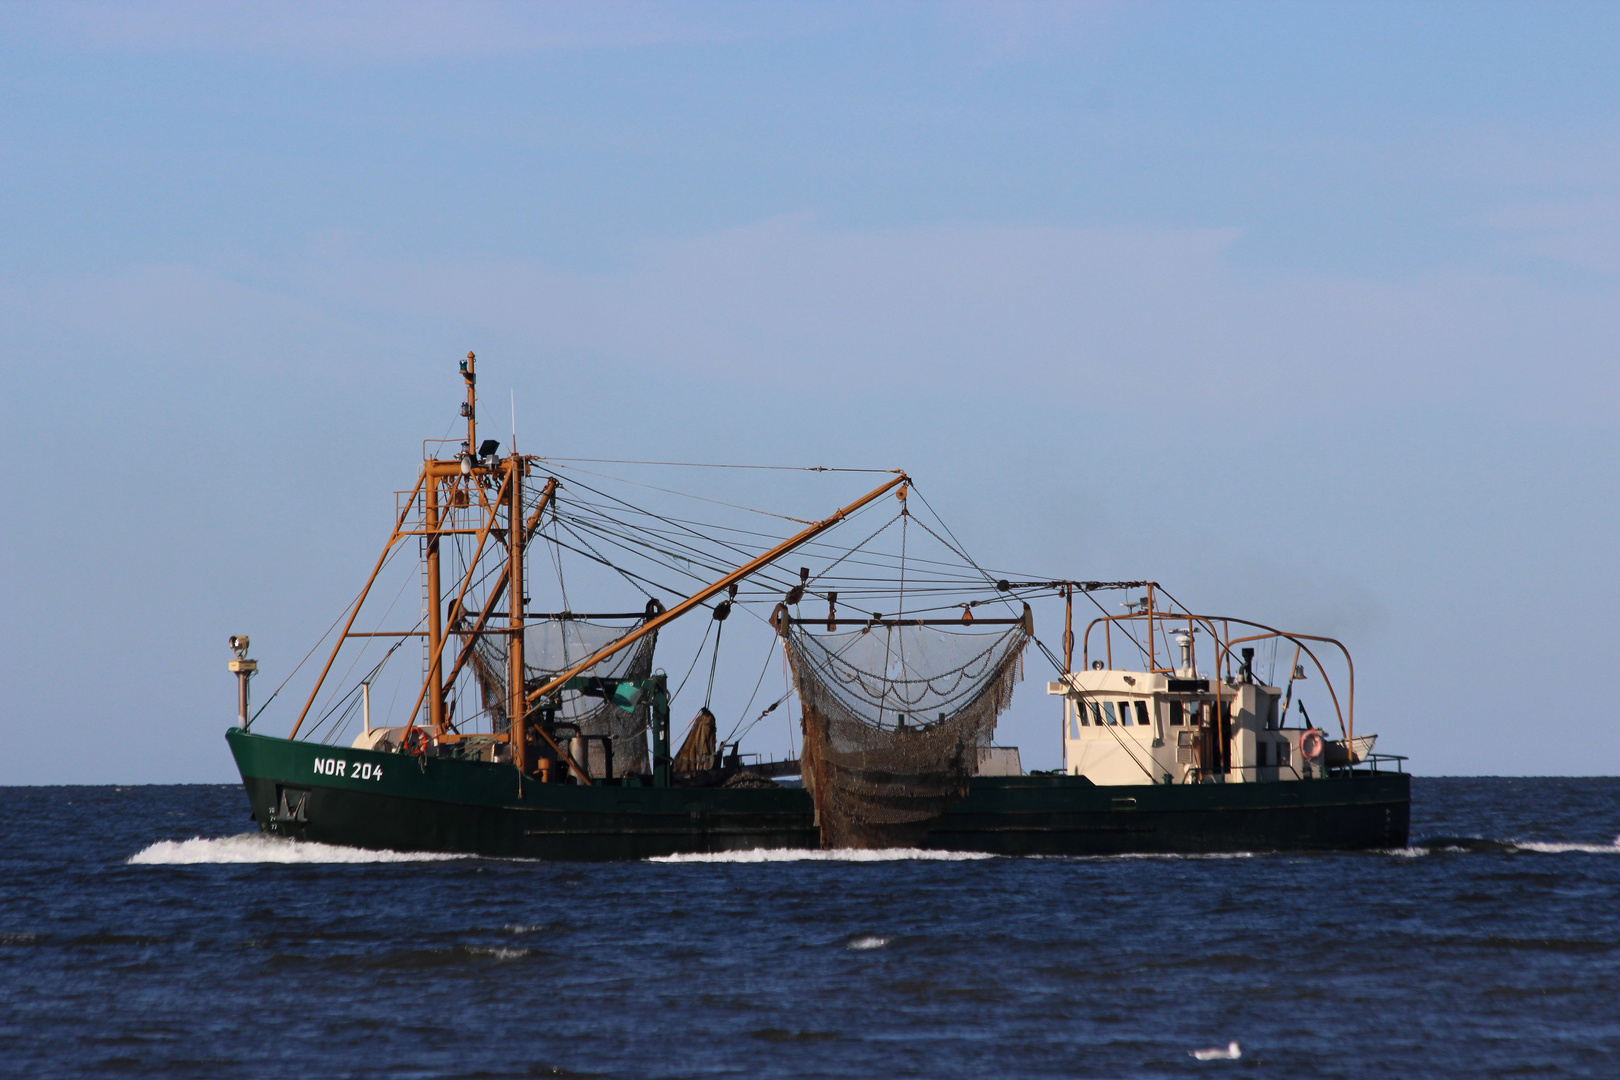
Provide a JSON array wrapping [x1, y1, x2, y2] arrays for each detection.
[[1190, 1041, 1242, 1061]]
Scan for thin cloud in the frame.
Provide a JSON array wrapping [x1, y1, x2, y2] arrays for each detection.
[[11, 218, 1616, 419], [3, 0, 810, 61], [280, 219, 1618, 413], [1485, 199, 1620, 277]]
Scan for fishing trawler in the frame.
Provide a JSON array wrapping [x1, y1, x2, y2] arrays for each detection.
[[225, 354, 1409, 857]]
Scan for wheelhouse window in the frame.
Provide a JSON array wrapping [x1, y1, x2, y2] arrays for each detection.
[[1265, 694, 1280, 730], [1134, 701, 1150, 726], [1169, 701, 1183, 726], [1102, 701, 1118, 725]]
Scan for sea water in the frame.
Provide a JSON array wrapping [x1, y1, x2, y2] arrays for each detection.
[[1, 778, 1617, 1078]]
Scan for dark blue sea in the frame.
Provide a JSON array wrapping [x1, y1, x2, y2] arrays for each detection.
[[2, 778, 1617, 1079]]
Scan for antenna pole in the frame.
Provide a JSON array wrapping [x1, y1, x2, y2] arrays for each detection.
[[507, 454, 528, 774], [461, 351, 477, 454], [425, 474, 446, 733], [427, 351, 477, 736], [1147, 583, 1156, 672], [1062, 584, 1074, 673]]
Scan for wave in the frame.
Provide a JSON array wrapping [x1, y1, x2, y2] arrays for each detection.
[[1390, 835, 1620, 857], [652, 848, 1262, 863], [133, 833, 1619, 865], [1511, 839, 1620, 854], [1069, 851, 1257, 861], [128, 834, 468, 865], [647, 847, 995, 864], [503, 923, 564, 935], [463, 945, 532, 960]]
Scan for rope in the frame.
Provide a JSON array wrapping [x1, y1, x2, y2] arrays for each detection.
[[703, 618, 724, 711], [542, 462, 814, 523], [723, 637, 782, 745], [253, 540, 409, 726], [669, 618, 714, 708]]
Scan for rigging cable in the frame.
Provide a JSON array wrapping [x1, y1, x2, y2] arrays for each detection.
[[541, 462, 814, 523], [875, 499, 910, 726], [551, 473, 803, 576], [723, 636, 782, 745], [255, 540, 411, 727], [308, 631, 415, 744], [547, 495, 571, 615], [703, 617, 725, 711], [669, 618, 715, 708], [533, 457, 898, 473]]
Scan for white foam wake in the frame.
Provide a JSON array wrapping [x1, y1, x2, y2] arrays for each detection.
[[1387, 836, 1620, 857], [129, 834, 467, 865], [647, 847, 995, 864], [1071, 851, 1257, 861], [1509, 839, 1620, 854]]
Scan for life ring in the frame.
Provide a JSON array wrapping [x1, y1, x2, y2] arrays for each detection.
[[1300, 729, 1325, 761], [403, 726, 432, 756]]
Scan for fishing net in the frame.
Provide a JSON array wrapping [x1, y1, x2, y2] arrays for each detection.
[[782, 616, 1029, 849], [673, 708, 718, 772], [465, 617, 657, 778]]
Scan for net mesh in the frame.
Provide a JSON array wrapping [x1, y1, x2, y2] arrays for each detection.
[[672, 708, 717, 772], [783, 620, 1028, 848], [466, 618, 657, 777]]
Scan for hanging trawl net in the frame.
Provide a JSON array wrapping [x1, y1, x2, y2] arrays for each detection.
[[783, 617, 1028, 849], [466, 618, 657, 778]]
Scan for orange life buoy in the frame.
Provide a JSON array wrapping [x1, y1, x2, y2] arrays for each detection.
[[403, 726, 431, 756], [1300, 728, 1325, 761]]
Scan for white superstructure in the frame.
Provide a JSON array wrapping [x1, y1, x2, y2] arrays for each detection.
[[1043, 595, 1377, 786], [1048, 669, 1330, 785]]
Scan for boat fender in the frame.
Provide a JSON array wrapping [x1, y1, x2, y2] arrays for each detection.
[[1300, 729, 1324, 761]]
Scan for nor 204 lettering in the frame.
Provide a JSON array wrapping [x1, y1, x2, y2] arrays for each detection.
[[313, 757, 382, 781]]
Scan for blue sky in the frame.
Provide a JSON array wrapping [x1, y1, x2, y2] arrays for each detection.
[[2, 1, 1617, 782]]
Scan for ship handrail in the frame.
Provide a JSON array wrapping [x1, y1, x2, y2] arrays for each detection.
[[1329, 753, 1406, 776], [1079, 613, 1354, 744]]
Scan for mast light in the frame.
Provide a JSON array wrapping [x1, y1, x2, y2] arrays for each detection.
[[228, 635, 258, 729]]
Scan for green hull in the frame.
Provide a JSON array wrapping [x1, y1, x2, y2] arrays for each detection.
[[227, 728, 1410, 859]]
